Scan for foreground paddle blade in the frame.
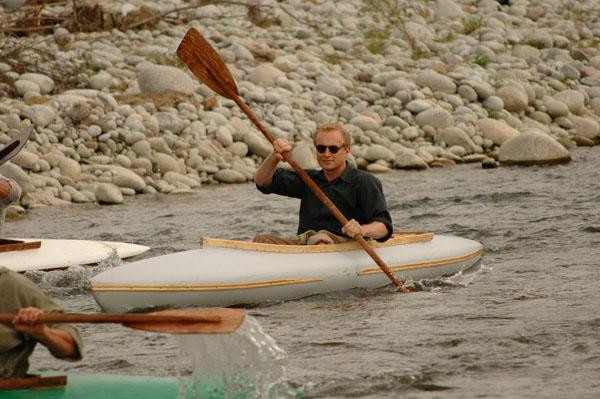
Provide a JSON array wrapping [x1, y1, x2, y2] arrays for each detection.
[[124, 308, 246, 334], [177, 27, 239, 99]]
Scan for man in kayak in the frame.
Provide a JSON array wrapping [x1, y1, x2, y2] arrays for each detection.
[[0, 267, 83, 378], [253, 123, 393, 245], [0, 175, 21, 236]]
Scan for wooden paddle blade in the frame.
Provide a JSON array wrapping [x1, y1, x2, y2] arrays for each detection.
[[177, 27, 239, 99], [123, 308, 245, 334]]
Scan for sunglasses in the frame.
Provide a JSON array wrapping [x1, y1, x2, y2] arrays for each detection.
[[316, 145, 345, 154]]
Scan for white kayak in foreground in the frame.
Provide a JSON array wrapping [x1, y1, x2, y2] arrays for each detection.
[[91, 232, 484, 312], [0, 238, 150, 272]]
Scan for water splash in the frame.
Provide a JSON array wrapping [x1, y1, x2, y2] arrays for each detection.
[[404, 262, 492, 292], [23, 250, 123, 297], [174, 316, 298, 398]]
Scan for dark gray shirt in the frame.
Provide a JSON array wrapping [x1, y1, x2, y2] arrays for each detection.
[[257, 164, 393, 241]]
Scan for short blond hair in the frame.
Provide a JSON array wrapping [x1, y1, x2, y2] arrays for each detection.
[[313, 123, 352, 147]]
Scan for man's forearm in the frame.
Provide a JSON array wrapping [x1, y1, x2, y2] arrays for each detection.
[[33, 326, 78, 359], [361, 221, 389, 240], [254, 152, 280, 187]]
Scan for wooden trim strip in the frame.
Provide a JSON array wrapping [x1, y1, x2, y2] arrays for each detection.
[[0, 240, 42, 253], [199, 232, 433, 253], [357, 247, 484, 276], [0, 375, 67, 391], [92, 278, 323, 292]]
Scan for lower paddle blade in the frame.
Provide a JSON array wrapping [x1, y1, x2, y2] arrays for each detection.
[[123, 308, 245, 334], [177, 27, 239, 99]]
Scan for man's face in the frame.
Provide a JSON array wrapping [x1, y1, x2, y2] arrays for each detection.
[[315, 129, 350, 171]]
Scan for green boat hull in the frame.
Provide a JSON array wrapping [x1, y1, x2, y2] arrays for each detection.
[[2, 373, 302, 398], [2, 373, 220, 399]]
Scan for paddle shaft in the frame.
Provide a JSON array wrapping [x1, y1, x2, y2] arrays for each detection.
[[0, 313, 221, 324], [232, 97, 408, 291]]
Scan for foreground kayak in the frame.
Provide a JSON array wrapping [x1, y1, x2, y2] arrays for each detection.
[[91, 232, 484, 312], [1, 374, 186, 399], [0, 373, 280, 399], [0, 238, 150, 272]]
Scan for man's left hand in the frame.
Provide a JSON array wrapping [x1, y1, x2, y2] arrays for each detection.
[[342, 219, 364, 238]]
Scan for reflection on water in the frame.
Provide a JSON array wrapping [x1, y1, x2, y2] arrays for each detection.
[[175, 316, 296, 398]]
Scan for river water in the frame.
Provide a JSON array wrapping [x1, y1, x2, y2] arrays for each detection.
[[12, 147, 600, 398]]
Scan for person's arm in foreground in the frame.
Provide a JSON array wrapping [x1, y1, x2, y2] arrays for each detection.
[[12, 307, 78, 359]]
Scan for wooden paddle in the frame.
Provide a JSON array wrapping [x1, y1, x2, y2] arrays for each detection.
[[0, 308, 246, 334], [177, 27, 409, 292]]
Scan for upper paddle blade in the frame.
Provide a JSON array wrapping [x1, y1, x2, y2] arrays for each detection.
[[123, 308, 246, 334], [0, 125, 34, 167], [176, 27, 239, 99]]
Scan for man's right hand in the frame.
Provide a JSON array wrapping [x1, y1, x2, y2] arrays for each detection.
[[12, 307, 49, 338], [272, 138, 292, 161], [12, 307, 78, 359]]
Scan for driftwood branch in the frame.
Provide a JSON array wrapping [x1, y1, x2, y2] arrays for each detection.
[[123, 1, 271, 30], [277, 4, 329, 36]]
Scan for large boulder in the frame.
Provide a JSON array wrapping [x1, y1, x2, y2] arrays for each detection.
[[138, 65, 195, 95], [477, 118, 519, 146], [0, 162, 35, 194], [497, 85, 528, 113], [438, 127, 480, 153], [248, 64, 285, 87], [415, 69, 456, 94], [499, 129, 571, 166], [243, 132, 272, 158], [290, 142, 318, 169]]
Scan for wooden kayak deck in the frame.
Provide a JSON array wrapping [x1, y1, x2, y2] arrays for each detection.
[[200, 231, 433, 253]]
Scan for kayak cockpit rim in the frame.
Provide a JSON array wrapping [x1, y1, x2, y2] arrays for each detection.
[[198, 231, 434, 253]]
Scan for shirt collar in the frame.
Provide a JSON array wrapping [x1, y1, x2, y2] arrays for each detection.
[[316, 162, 356, 183]]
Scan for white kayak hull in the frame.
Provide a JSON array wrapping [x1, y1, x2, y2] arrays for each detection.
[[1, 238, 150, 272], [91, 233, 483, 312]]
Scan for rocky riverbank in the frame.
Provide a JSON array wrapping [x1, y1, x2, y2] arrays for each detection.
[[0, 0, 599, 210]]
